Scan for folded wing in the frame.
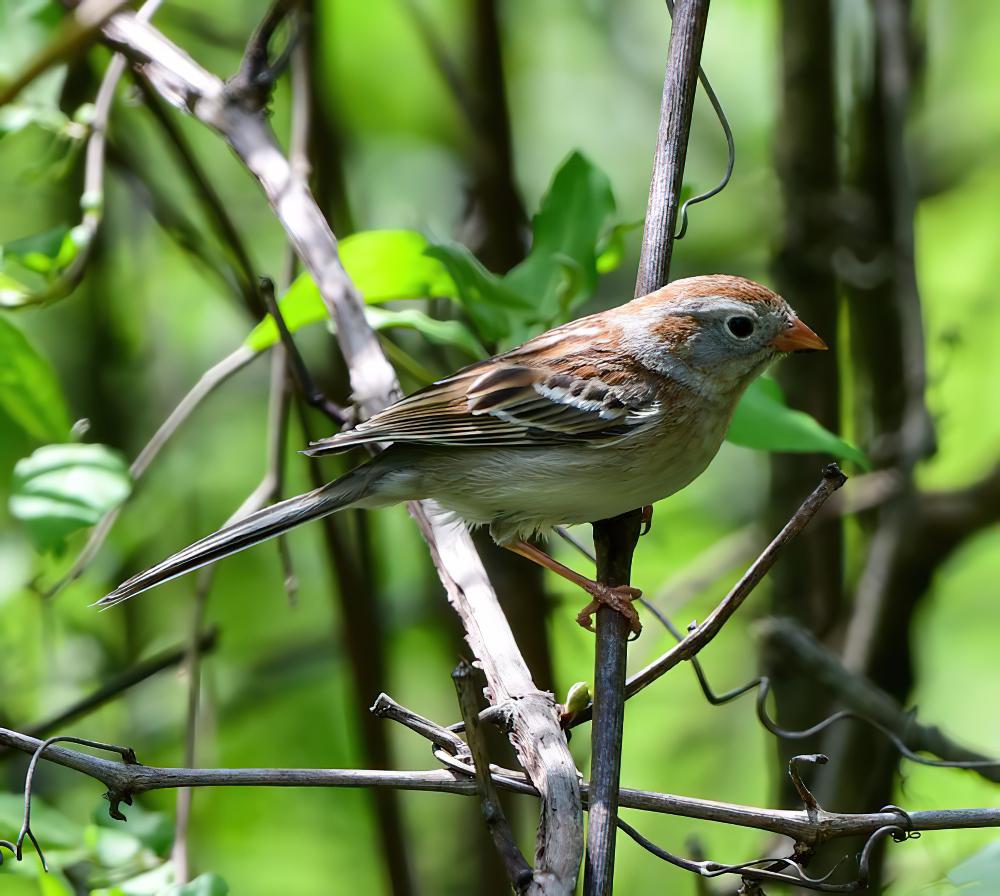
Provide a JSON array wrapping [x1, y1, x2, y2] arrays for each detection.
[[305, 360, 661, 455]]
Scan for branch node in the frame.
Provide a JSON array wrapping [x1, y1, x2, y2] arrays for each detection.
[[788, 754, 828, 813], [880, 804, 921, 842], [105, 789, 134, 821]]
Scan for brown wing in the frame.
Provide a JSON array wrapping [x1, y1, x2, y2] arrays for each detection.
[[304, 358, 662, 456]]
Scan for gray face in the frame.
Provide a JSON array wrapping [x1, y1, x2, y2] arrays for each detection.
[[680, 298, 794, 390]]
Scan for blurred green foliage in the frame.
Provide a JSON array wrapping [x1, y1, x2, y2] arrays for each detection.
[[0, 0, 998, 894]]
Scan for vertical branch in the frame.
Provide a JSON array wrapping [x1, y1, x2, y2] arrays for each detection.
[[453, 661, 533, 893], [584, 514, 641, 895], [585, 2, 710, 894], [633, 0, 711, 297], [765, 0, 843, 802], [467, 0, 528, 272]]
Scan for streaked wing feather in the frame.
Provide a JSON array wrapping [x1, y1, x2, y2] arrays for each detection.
[[305, 358, 660, 455]]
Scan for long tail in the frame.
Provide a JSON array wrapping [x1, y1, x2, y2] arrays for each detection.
[[97, 466, 373, 608]]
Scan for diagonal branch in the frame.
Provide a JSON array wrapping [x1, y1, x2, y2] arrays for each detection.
[[95, 13, 582, 893]]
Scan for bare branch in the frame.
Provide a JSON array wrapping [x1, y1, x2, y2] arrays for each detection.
[[586, 3, 710, 892], [622, 465, 845, 704], [453, 662, 533, 893], [96, 14, 582, 891], [3, 725, 1000, 851]]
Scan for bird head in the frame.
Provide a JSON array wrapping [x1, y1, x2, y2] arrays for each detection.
[[621, 274, 827, 396]]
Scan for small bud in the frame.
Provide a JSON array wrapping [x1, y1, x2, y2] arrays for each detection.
[[564, 681, 591, 715]]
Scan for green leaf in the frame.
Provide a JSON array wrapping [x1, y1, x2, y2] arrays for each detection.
[[504, 150, 617, 320], [340, 229, 456, 301], [364, 306, 486, 358], [0, 792, 81, 849], [947, 841, 1000, 894], [245, 230, 458, 351], [0, 225, 88, 307], [727, 378, 868, 468], [92, 801, 173, 857], [10, 443, 132, 553], [424, 242, 534, 342], [0, 314, 71, 441], [177, 874, 229, 896]]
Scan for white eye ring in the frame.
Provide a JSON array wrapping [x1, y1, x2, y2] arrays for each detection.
[[726, 315, 755, 339]]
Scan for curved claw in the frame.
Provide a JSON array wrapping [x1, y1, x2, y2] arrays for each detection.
[[576, 583, 643, 637], [640, 505, 653, 536]]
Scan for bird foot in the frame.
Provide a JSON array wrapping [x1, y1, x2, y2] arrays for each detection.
[[640, 505, 654, 536], [576, 582, 643, 638]]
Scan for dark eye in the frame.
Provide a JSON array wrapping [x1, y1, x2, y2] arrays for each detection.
[[726, 316, 755, 339]]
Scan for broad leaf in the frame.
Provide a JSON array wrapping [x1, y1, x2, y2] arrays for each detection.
[[504, 150, 617, 321], [0, 314, 71, 441], [947, 841, 1000, 894], [364, 306, 486, 358], [178, 874, 229, 896], [0, 225, 88, 307], [424, 241, 533, 342], [245, 230, 458, 351], [727, 378, 868, 467], [10, 443, 132, 552]]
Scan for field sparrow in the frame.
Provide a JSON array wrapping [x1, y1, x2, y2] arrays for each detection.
[[100, 275, 826, 633]]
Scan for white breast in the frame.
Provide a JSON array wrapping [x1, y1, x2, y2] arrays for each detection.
[[412, 406, 731, 543]]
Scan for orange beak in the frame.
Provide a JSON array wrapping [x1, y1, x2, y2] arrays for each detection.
[[771, 317, 828, 352]]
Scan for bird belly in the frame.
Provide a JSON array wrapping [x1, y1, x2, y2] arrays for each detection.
[[410, 412, 728, 542]]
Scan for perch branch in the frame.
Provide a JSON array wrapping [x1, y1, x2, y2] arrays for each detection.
[[586, 2, 710, 893], [95, 13, 582, 892], [3, 724, 1000, 873]]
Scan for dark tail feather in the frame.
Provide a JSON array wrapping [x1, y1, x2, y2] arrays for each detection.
[[97, 469, 369, 608]]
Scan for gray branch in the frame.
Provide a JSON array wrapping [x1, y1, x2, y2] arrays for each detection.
[[96, 13, 581, 893], [2, 726, 998, 848]]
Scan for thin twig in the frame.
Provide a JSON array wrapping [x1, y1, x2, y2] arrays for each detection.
[[0, 0, 163, 308], [5, 629, 218, 746], [3, 724, 999, 855], [623, 465, 846, 703], [453, 662, 533, 892]]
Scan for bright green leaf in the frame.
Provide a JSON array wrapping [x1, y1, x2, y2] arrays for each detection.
[[727, 378, 868, 467], [504, 150, 616, 320], [10, 443, 132, 553], [245, 230, 458, 351], [177, 873, 229, 896], [364, 306, 486, 358], [424, 242, 533, 342], [0, 792, 81, 849], [0, 314, 71, 441], [947, 841, 1000, 894], [340, 229, 456, 301], [3, 226, 69, 274], [0, 226, 86, 307]]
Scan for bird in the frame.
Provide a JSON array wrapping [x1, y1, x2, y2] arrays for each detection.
[[98, 274, 826, 634]]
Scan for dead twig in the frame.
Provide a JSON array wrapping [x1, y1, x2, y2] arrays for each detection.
[[453, 661, 533, 893]]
